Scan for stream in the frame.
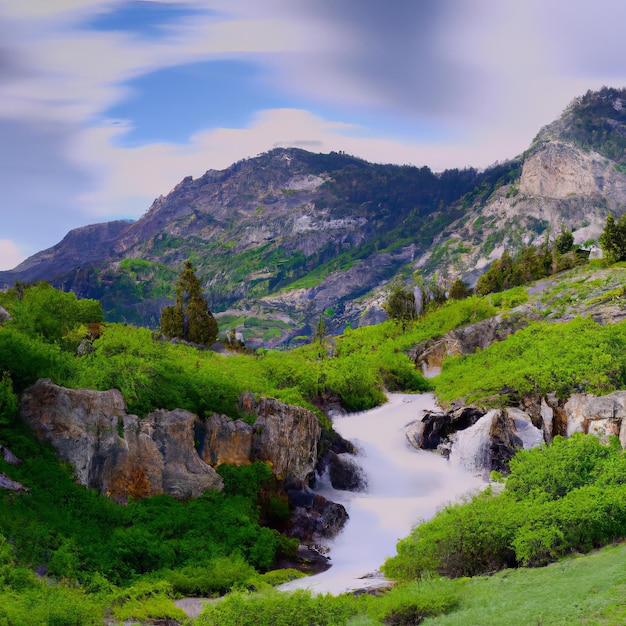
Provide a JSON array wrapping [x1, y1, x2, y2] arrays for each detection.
[[280, 393, 485, 595]]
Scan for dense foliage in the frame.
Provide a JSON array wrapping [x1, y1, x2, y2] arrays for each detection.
[[383, 434, 626, 580], [434, 316, 626, 406], [559, 86, 626, 165], [599, 213, 626, 264], [160, 260, 218, 346]]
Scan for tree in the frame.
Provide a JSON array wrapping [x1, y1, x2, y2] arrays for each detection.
[[554, 226, 574, 254], [599, 213, 626, 264], [448, 278, 471, 300], [383, 281, 417, 327], [160, 261, 218, 346]]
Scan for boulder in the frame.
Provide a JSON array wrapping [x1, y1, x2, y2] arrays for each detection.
[[564, 391, 626, 445], [20, 379, 223, 501], [0, 445, 21, 465], [328, 451, 367, 491], [239, 393, 321, 484], [287, 486, 348, 541], [0, 305, 10, 324], [0, 473, 28, 493], [417, 407, 486, 449]]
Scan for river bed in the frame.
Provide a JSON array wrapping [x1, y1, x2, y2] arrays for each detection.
[[280, 393, 485, 595]]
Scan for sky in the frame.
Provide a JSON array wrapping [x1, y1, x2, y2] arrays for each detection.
[[1, 0, 626, 270]]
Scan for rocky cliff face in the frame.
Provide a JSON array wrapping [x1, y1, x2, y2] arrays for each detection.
[[198, 395, 321, 485], [19, 379, 322, 500], [19, 379, 224, 501]]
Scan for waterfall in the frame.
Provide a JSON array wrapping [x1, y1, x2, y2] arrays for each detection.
[[449, 410, 497, 477], [279, 393, 484, 595]]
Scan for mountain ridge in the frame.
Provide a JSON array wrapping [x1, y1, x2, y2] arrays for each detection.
[[2, 86, 626, 346]]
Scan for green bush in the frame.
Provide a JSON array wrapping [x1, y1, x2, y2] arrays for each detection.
[[384, 435, 626, 580]]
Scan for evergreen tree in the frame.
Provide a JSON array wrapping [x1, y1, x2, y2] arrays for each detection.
[[555, 226, 574, 254], [160, 261, 218, 346], [448, 278, 472, 300], [383, 281, 417, 327], [599, 213, 626, 264]]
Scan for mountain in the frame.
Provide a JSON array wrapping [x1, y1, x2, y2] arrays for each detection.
[[2, 87, 626, 346]]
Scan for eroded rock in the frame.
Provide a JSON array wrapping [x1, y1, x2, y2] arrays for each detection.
[[20, 379, 223, 501], [564, 391, 626, 446], [239, 393, 321, 484]]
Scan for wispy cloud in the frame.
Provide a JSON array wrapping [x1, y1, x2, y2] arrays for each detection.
[[0, 0, 625, 270]]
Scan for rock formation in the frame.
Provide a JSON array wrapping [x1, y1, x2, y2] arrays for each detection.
[[198, 395, 322, 485], [409, 406, 543, 476], [563, 391, 626, 446], [0, 445, 27, 493], [237, 392, 321, 485], [18, 380, 324, 502], [410, 305, 541, 373], [20, 379, 223, 501]]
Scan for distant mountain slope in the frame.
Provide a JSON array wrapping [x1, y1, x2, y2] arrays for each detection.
[[2, 87, 626, 346]]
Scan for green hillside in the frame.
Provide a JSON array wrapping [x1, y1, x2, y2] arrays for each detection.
[[2, 251, 626, 622]]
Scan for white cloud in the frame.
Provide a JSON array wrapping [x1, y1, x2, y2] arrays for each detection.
[[0, 240, 28, 272]]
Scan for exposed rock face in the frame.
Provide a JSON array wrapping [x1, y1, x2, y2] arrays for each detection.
[[19, 379, 223, 501], [564, 391, 626, 446], [410, 306, 541, 372], [0, 305, 10, 324], [199, 413, 254, 467], [238, 393, 321, 485], [519, 141, 626, 205]]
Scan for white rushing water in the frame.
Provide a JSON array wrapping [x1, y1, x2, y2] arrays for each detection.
[[280, 393, 484, 596]]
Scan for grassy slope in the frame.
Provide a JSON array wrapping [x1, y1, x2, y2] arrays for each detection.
[[423, 542, 626, 626]]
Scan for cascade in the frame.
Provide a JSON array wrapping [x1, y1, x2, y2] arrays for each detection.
[[280, 393, 484, 595], [449, 410, 497, 478]]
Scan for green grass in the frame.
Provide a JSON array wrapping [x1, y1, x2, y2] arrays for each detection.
[[423, 542, 626, 625]]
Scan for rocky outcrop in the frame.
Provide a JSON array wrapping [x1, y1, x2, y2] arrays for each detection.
[[0, 473, 28, 493], [287, 486, 348, 542], [0, 446, 27, 493], [20, 379, 223, 501], [199, 397, 322, 485], [410, 306, 541, 372], [412, 406, 486, 450], [410, 406, 542, 476], [447, 409, 528, 476], [327, 452, 367, 491], [564, 391, 626, 446], [19, 380, 324, 502], [199, 413, 254, 467], [519, 141, 626, 206], [237, 393, 321, 485], [0, 306, 10, 324]]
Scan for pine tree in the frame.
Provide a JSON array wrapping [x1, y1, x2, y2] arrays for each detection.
[[160, 261, 218, 346], [599, 213, 626, 264]]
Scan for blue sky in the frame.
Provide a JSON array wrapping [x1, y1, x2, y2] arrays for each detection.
[[1, 0, 626, 270]]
